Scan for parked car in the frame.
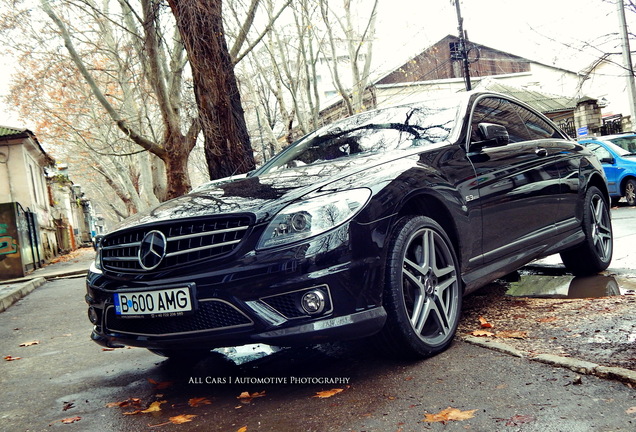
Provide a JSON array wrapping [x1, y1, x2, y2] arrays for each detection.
[[86, 91, 613, 360], [580, 136, 636, 206]]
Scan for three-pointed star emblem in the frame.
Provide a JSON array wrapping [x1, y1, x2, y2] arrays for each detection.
[[138, 230, 167, 270]]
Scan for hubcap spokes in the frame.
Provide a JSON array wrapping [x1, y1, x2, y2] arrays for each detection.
[[626, 183, 635, 205], [402, 228, 458, 344], [590, 195, 612, 261]]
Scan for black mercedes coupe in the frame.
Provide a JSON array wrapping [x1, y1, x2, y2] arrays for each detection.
[[86, 91, 613, 359]]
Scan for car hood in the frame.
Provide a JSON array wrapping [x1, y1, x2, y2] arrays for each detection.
[[616, 155, 636, 166], [109, 150, 417, 232]]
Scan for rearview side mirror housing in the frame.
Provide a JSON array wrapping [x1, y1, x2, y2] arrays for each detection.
[[477, 123, 509, 147]]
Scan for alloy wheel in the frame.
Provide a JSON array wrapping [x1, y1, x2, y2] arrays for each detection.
[[400, 227, 459, 346]]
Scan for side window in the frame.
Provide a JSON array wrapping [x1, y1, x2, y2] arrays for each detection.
[[511, 103, 561, 139], [470, 97, 531, 143], [585, 143, 611, 162]]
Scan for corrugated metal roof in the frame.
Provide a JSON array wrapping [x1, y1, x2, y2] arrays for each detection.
[[477, 79, 577, 113]]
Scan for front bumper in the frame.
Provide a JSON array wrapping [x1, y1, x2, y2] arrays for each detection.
[[86, 223, 388, 351]]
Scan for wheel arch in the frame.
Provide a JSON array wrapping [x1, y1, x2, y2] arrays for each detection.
[[587, 171, 611, 203], [394, 192, 462, 269], [619, 174, 636, 195]]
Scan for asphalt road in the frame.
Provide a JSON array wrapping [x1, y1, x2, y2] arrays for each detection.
[[1, 206, 636, 431]]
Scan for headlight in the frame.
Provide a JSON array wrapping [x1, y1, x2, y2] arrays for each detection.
[[256, 188, 371, 250], [91, 235, 104, 272]]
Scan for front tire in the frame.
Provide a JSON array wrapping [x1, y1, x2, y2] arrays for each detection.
[[560, 186, 613, 276], [624, 178, 636, 206], [377, 216, 462, 359]]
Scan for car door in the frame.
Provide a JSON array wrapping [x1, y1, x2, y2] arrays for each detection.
[[466, 96, 560, 264]]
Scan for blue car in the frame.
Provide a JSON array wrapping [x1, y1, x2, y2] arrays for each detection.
[[580, 135, 636, 206]]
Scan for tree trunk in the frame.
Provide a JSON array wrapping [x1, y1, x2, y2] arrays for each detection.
[[167, 0, 256, 179]]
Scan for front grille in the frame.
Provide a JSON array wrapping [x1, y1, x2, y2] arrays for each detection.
[[101, 216, 251, 273], [104, 299, 253, 337]]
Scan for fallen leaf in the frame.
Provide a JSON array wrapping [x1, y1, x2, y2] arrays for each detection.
[[3, 355, 21, 361], [313, 388, 344, 399], [470, 330, 494, 337], [101, 348, 115, 351], [536, 316, 558, 323], [62, 402, 75, 411], [479, 316, 493, 328], [626, 406, 636, 414], [148, 414, 198, 427], [60, 416, 81, 424], [141, 400, 166, 413], [496, 331, 528, 339], [237, 427, 248, 432], [237, 391, 266, 403], [106, 398, 142, 408], [188, 397, 212, 407], [170, 414, 197, 424], [423, 407, 477, 424], [148, 378, 174, 390], [19, 340, 39, 347]]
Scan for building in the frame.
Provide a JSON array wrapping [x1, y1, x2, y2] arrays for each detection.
[[316, 35, 622, 139], [0, 126, 56, 278]]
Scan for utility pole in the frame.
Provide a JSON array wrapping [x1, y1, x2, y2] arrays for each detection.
[[454, 0, 471, 91], [617, 0, 636, 124]]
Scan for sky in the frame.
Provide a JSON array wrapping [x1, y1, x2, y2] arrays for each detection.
[[0, 0, 632, 129]]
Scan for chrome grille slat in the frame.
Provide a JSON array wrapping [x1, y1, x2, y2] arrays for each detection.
[[168, 225, 248, 242], [166, 239, 242, 257], [103, 256, 139, 262], [102, 241, 141, 250], [101, 216, 251, 273]]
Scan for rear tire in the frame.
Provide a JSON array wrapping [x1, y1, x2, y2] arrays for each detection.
[[560, 186, 612, 276], [377, 216, 462, 359]]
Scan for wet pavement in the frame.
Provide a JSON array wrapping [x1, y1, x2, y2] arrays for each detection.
[[2, 275, 636, 431], [1, 206, 636, 430]]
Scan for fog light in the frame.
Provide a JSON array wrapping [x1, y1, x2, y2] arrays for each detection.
[[301, 290, 325, 315], [88, 307, 99, 324]]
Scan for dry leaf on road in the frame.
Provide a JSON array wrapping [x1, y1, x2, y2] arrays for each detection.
[[470, 330, 494, 337], [3, 355, 21, 361], [496, 330, 528, 339], [19, 340, 39, 347], [148, 378, 174, 389], [106, 397, 142, 408], [423, 407, 477, 423], [313, 388, 344, 398], [169, 414, 197, 424], [188, 397, 212, 407], [60, 416, 81, 424], [479, 316, 493, 328], [237, 391, 266, 403]]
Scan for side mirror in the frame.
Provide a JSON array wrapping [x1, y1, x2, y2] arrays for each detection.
[[477, 123, 509, 147], [600, 157, 615, 165]]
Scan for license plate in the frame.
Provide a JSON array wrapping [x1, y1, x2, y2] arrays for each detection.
[[114, 287, 193, 317]]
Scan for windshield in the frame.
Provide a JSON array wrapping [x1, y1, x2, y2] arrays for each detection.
[[255, 99, 460, 175], [602, 140, 634, 156], [608, 135, 636, 153]]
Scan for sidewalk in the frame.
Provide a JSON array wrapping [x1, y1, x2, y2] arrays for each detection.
[[0, 247, 95, 312]]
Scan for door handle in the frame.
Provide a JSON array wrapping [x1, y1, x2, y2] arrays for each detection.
[[535, 147, 548, 157]]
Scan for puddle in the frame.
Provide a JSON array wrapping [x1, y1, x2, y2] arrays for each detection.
[[506, 273, 635, 298]]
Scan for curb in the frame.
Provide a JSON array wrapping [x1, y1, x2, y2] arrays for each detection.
[[462, 335, 636, 386], [0, 277, 47, 313], [0, 270, 88, 313]]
